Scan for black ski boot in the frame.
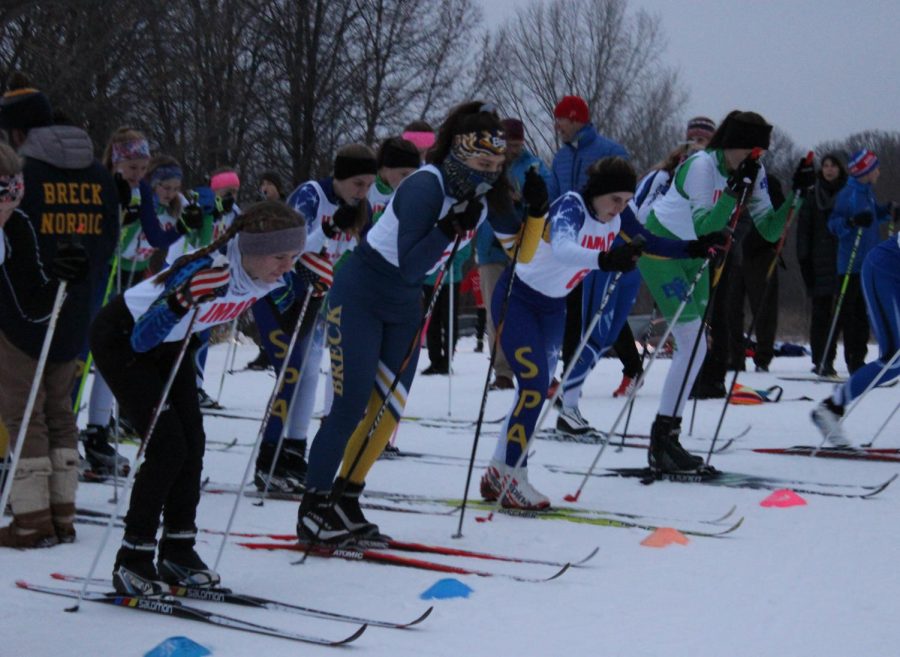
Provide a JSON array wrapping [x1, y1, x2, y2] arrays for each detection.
[[296, 489, 355, 545], [246, 347, 271, 371], [80, 424, 130, 476], [157, 528, 221, 588], [648, 414, 706, 473], [113, 536, 165, 595], [254, 439, 307, 493], [334, 478, 390, 546]]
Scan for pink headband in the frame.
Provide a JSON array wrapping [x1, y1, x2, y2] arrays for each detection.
[[402, 131, 435, 150], [0, 173, 25, 204], [111, 139, 150, 164], [211, 171, 241, 192]]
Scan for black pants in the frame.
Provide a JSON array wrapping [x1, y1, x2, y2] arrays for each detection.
[[423, 282, 460, 368], [837, 273, 870, 372], [561, 282, 583, 369], [810, 293, 837, 369], [612, 321, 643, 378], [91, 296, 206, 539], [727, 250, 779, 369]]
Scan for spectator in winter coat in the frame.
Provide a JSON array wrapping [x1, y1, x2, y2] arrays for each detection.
[[549, 95, 629, 392], [797, 154, 847, 376], [0, 77, 117, 548], [827, 149, 897, 373]]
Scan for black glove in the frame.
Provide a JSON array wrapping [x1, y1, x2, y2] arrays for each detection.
[[122, 203, 141, 226], [50, 242, 90, 283], [597, 240, 644, 272], [332, 204, 360, 231], [437, 198, 483, 239], [522, 167, 549, 216], [180, 203, 204, 232], [114, 172, 131, 208], [849, 211, 873, 228], [725, 155, 761, 199], [685, 230, 729, 259], [791, 157, 816, 193]]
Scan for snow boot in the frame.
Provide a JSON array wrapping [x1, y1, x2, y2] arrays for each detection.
[[254, 438, 307, 493], [556, 406, 593, 435], [0, 509, 58, 548], [157, 528, 221, 588], [811, 398, 850, 447], [113, 536, 165, 595], [648, 414, 706, 473], [80, 424, 130, 477], [297, 489, 355, 545]]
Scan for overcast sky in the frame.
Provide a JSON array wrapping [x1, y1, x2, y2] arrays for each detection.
[[479, 0, 899, 148]]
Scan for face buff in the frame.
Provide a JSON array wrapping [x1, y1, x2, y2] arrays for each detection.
[[441, 129, 506, 199]]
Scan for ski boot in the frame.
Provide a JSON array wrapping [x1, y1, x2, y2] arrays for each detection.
[[811, 398, 850, 447], [648, 414, 708, 474], [479, 459, 505, 501], [612, 373, 643, 398], [296, 489, 355, 545], [157, 528, 220, 588], [80, 424, 130, 477], [556, 406, 593, 435], [333, 478, 391, 546], [246, 347, 271, 371], [113, 536, 165, 595], [254, 439, 307, 493], [499, 465, 550, 510]]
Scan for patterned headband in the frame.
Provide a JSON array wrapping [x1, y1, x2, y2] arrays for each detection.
[[0, 173, 25, 204], [111, 139, 151, 164], [451, 129, 506, 160], [150, 164, 183, 187]]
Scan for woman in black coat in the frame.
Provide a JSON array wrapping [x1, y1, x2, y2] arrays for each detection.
[[797, 154, 848, 376]]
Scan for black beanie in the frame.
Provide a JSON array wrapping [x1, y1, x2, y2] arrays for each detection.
[[0, 86, 53, 132], [719, 112, 772, 150], [334, 152, 377, 180], [377, 138, 421, 170]]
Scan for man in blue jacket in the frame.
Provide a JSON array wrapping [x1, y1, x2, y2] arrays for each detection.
[[548, 95, 629, 393], [828, 148, 897, 373]]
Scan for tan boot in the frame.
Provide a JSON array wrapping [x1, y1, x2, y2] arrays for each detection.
[[49, 449, 79, 543], [0, 508, 58, 548]]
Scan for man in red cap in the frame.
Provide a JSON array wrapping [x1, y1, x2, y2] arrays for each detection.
[[548, 95, 629, 397]]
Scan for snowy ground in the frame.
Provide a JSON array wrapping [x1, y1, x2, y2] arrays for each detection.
[[3, 337, 899, 657]]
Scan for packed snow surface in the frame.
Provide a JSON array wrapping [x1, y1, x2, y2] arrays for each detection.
[[3, 340, 898, 657]]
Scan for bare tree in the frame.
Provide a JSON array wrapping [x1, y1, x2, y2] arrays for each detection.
[[346, 0, 482, 144], [483, 0, 686, 170]]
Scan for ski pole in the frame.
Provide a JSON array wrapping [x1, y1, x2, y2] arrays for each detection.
[[213, 287, 314, 570], [453, 226, 526, 539], [617, 305, 658, 451], [816, 347, 900, 451], [863, 395, 900, 448], [0, 283, 67, 520], [67, 305, 202, 613], [297, 234, 465, 563], [818, 227, 864, 377], [215, 317, 239, 403], [448, 264, 454, 416], [560, 258, 711, 504], [254, 302, 320, 507], [477, 238, 645, 520], [707, 153, 812, 460]]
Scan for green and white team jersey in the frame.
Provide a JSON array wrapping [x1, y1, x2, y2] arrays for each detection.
[[645, 149, 782, 242]]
